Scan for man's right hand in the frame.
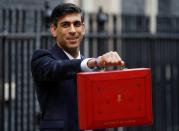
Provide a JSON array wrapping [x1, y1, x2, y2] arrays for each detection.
[[87, 51, 125, 69]]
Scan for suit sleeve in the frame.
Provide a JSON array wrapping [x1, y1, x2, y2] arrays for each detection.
[[31, 49, 83, 81]]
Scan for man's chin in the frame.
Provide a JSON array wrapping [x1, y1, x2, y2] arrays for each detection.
[[68, 42, 79, 48], [67, 45, 79, 50]]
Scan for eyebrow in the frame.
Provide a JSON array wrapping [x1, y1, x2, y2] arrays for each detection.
[[60, 20, 82, 24]]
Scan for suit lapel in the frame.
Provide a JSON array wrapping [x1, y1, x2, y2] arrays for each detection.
[[50, 44, 69, 60], [50, 44, 84, 60]]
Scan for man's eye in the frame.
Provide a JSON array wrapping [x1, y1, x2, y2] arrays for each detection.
[[61, 22, 70, 28], [74, 21, 82, 27]]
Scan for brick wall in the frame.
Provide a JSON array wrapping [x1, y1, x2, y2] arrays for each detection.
[[121, 0, 145, 14], [0, 0, 62, 9], [171, 0, 179, 15]]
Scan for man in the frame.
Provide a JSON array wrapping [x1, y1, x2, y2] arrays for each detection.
[[31, 3, 124, 131]]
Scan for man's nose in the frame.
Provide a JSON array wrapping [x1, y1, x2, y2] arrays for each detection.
[[69, 24, 76, 32]]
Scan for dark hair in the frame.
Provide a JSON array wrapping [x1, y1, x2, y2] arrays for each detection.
[[50, 3, 84, 27]]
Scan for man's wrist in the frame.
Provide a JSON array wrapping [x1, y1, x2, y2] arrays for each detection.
[[87, 58, 98, 68]]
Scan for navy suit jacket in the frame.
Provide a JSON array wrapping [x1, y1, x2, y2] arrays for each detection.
[[31, 44, 83, 131]]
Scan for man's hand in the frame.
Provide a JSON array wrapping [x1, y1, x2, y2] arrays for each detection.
[[87, 51, 125, 68]]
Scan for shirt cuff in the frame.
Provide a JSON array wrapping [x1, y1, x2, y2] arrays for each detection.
[[81, 58, 97, 72]]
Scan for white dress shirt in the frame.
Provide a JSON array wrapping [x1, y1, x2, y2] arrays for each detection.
[[63, 50, 95, 72]]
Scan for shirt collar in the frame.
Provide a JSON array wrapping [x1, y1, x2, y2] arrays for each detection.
[[63, 50, 81, 60]]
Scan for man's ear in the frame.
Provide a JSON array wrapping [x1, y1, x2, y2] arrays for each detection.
[[82, 23, 86, 35], [50, 24, 57, 37]]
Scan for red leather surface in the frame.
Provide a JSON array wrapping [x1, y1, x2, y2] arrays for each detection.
[[77, 68, 153, 130]]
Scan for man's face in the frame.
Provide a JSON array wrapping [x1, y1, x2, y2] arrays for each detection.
[[50, 13, 85, 53]]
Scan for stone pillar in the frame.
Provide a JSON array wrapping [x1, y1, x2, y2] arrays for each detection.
[[145, 0, 158, 34]]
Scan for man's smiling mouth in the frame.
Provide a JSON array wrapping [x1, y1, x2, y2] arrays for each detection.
[[67, 37, 79, 40]]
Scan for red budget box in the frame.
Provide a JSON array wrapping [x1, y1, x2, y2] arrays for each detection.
[[77, 68, 153, 130]]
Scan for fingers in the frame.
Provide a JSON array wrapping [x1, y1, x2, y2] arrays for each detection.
[[96, 51, 125, 67]]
